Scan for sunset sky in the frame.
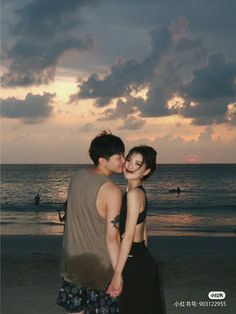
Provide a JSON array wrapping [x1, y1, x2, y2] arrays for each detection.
[[1, 0, 236, 164]]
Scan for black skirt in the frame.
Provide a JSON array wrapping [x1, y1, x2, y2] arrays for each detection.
[[119, 242, 165, 314]]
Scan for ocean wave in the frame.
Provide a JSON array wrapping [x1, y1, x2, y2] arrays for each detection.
[[1, 221, 63, 226], [36, 221, 63, 226], [148, 203, 236, 213], [1, 202, 64, 212], [153, 226, 236, 235], [1, 201, 235, 215]]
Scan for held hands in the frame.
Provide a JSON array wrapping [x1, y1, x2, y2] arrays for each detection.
[[107, 272, 123, 297]]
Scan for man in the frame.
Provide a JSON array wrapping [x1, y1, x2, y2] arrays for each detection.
[[34, 193, 40, 205], [57, 131, 125, 314]]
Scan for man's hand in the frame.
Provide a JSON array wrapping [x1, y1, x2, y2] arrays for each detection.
[[107, 273, 123, 297]]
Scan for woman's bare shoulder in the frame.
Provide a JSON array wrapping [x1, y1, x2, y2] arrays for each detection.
[[127, 187, 145, 202]]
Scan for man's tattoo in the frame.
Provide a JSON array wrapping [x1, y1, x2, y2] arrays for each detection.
[[111, 215, 120, 229]]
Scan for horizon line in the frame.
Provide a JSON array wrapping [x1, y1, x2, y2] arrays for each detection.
[[1, 162, 236, 166]]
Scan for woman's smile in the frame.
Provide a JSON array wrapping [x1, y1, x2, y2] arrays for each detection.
[[124, 168, 135, 174]]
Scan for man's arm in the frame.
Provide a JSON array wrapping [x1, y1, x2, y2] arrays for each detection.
[[104, 182, 122, 270]]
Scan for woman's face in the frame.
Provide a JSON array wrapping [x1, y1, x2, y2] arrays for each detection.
[[123, 152, 150, 180]]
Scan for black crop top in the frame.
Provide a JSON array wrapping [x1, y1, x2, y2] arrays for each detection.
[[119, 185, 147, 236]]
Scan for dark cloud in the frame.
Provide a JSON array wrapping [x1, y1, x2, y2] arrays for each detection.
[[138, 52, 236, 125], [76, 59, 149, 102], [12, 0, 94, 38], [175, 37, 202, 52], [2, 0, 97, 87], [2, 34, 94, 86], [179, 98, 230, 126], [73, 19, 235, 126], [1, 93, 55, 123], [119, 116, 145, 130], [139, 70, 181, 117], [86, 0, 236, 35], [179, 54, 236, 125], [100, 97, 141, 120], [80, 0, 236, 65], [3, 1, 235, 127], [71, 22, 206, 118], [96, 97, 145, 130], [72, 27, 172, 105], [184, 54, 236, 101]]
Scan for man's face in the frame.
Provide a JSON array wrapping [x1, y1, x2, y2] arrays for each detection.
[[106, 153, 125, 174]]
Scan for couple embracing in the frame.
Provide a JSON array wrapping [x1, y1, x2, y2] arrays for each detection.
[[57, 131, 164, 314]]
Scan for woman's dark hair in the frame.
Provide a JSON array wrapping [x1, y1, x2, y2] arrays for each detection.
[[89, 131, 125, 165], [126, 145, 157, 180]]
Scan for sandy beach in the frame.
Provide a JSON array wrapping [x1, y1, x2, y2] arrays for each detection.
[[2, 235, 236, 314]]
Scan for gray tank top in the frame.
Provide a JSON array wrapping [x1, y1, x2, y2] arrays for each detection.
[[61, 168, 112, 289]]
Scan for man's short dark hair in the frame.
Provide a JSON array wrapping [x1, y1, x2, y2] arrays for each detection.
[[89, 131, 125, 165]]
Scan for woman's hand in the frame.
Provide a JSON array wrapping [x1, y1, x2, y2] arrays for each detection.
[[107, 272, 123, 297]]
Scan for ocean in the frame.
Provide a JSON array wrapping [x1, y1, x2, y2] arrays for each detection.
[[1, 164, 236, 237]]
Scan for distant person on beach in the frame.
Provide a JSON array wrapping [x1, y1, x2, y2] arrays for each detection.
[[34, 194, 40, 205], [107, 146, 165, 314], [56, 201, 67, 222], [57, 131, 125, 314]]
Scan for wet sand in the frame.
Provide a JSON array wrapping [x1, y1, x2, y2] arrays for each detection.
[[1, 235, 236, 314]]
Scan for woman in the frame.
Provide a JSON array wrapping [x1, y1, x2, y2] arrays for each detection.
[[107, 146, 164, 314]]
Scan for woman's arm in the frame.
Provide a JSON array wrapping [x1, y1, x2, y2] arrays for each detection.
[[107, 189, 143, 296], [144, 221, 148, 247]]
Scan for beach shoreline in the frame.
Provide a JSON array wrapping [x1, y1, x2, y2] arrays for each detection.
[[2, 235, 236, 314]]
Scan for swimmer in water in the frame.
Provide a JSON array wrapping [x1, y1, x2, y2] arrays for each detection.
[[169, 186, 181, 193]]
